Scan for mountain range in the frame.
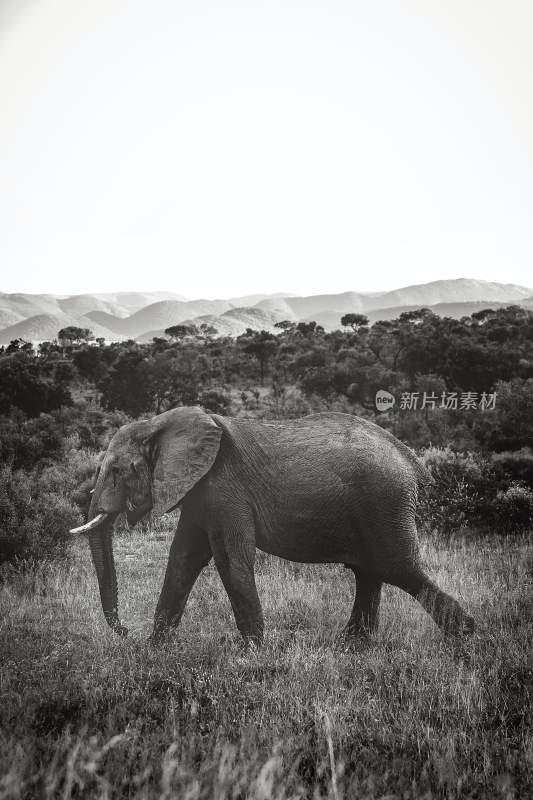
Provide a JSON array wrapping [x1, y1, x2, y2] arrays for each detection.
[[1, 279, 532, 344]]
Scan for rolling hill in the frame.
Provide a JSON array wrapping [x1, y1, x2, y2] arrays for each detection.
[[284, 291, 368, 318], [0, 307, 26, 329], [0, 313, 116, 344], [136, 307, 289, 341], [255, 297, 298, 320], [87, 299, 233, 339], [1, 279, 532, 344], [360, 279, 533, 312], [0, 293, 62, 319], [0, 291, 185, 323]]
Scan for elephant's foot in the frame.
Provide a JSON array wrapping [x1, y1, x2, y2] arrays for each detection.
[[147, 626, 173, 647], [235, 615, 264, 649], [241, 636, 262, 655], [240, 627, 264, 650], [104, 611, 128, 637], [422, 590, 476, 638], [398, 573, 475, 639], [148, 613, 175, 646], [442, 610, 475, 638], [339, 622, 374, 648]]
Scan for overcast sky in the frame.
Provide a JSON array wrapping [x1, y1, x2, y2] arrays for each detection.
[[1, 0, 532, 298]]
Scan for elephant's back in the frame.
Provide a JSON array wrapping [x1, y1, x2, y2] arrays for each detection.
[[214, 412, 427, 488]]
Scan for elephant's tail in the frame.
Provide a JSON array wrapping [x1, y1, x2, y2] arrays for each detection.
[[415, 459, 434, 488], [395, 440, 434, 496], [390, 435, 434, 489]]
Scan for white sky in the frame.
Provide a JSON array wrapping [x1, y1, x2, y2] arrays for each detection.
[[1, 0, 532, 298]]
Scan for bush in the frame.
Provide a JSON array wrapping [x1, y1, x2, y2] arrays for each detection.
[[199, 389, 232, 416], [0, 468, 80, 564], [0, 353, 72, 417], [491, 448, 533, 490], [258, 386, 313, 419], [492, 483, 533, 534], [418, 447, 533, 536], [0, 413, 65, 471], [418, 447, 498, 535], [0, 449, 100, 565]]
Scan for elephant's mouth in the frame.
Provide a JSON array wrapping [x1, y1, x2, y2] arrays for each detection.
[[126, 500, 152, 527]]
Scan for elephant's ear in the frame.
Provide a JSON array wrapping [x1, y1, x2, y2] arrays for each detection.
[[144, 407, 222, 516]]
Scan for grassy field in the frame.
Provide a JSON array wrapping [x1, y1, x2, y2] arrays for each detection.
[[1, 524, 531, 799]]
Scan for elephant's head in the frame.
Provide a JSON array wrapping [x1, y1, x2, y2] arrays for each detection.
[[70, 407, 222, 635]]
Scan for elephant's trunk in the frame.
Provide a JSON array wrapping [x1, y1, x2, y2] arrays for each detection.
[[85, 517, 128, 636]]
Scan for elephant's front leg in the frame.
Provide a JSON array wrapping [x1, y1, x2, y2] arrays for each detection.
[[208, 517, 264, 646], [152, 515, 212, 639]]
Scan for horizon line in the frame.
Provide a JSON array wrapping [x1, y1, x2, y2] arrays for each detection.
[[2, 276, 533, 300]]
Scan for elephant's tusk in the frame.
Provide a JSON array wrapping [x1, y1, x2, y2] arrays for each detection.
[[89, 488, 95, 494], [69, 513, 109, 535]]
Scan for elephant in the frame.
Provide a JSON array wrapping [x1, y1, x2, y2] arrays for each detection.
[[70, 407, 475, 642]]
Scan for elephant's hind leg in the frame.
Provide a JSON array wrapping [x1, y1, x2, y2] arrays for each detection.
[[152, 516, 212, 639], [343, 567, 382, 640], [392, 568, 475, 636]]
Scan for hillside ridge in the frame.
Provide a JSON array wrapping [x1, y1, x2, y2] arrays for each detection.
[[1, 279, 532, 344]]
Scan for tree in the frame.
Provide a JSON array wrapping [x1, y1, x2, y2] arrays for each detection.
[[57, 326, 93, 346], [99, 349, 154, 417], [471, 308, 496, 324], [199, 323, 219, 338], [73, 345, 110, 384], [296, 321, 325, 338], [141, 350, 200, 412], [164, 324, 199, 341], [274, 320, 296, 332], [397, 308, 435, 325], [238, 329, 278, 386], [6, 339, 33, 354], [340, 313, 369, 332], [38, 341, 59, 357], [0, 356, 72, 417], [473, 377, 533, 451]]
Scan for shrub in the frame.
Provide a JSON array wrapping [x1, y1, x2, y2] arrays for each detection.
[[199, 390, 232, 416], [0, 449, 100, 565], [0, 354, 72, 417], [492, 483, 533, 534], [491, 448, 533, 490], [418, 447, 498, 535], [0, 467, 80, 564], [418, 446, 533, 536], [260, 386, 313, 419], [0, 414, 64, 471], [473, 377, 533, 451]]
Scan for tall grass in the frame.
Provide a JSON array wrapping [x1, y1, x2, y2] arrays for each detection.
[[0, 526, 531, 799]]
